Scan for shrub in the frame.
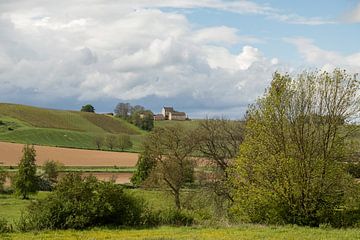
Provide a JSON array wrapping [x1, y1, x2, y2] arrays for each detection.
[[0, 168, 6, 193], [0, 217, 12, 233], [346, 163, 360, 178], [18, 173, 146, 230]]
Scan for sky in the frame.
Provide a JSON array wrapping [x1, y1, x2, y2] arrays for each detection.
[[0, 0, 360, 118]]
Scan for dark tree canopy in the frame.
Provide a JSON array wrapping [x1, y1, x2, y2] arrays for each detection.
[[81, 104, 95, 113]]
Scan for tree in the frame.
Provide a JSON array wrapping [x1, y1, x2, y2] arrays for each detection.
[[131, 110, 154, 131], [114, 102, 131, 118], [144, 125, 197, 210], [131, 145, 157, 187], [81, 104, 95, 113], [130, 105, 145, 115], [105, 135, 117, 150], [94, 135, 104, 150], [197, 118, 244, 202], [117, 134, 133, 151], [42, 160, 63, 184], [230, 69, 360, 226], [15, 145, 38, 199]]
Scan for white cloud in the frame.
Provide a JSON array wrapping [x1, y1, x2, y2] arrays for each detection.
[[0, 1, 290, 116], [285, 37, 360, 70]]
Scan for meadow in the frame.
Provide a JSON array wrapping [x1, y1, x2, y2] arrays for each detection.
[[1, 191, 360, 240]]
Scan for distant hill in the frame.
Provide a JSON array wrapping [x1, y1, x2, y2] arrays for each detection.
[[0, 103, 144, 152]]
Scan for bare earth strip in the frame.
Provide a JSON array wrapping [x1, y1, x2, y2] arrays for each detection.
[[0, 142, 138, 167]]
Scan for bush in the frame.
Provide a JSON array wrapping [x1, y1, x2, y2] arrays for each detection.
[[0, 217, 12, 233], [346, 163, 360, 178], [0, 168, 6, 193], [18, 173, 146, 230]]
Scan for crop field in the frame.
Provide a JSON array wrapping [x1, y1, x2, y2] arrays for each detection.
[[0, 142, 139, 167]]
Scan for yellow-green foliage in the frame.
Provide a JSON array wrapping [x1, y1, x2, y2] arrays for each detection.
[[3, 226, 360, 240]]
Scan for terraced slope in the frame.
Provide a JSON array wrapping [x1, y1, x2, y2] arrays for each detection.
[[0, 103, 144, 151]]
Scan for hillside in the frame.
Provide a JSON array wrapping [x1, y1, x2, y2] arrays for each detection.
[[0, 103, 144, 152]]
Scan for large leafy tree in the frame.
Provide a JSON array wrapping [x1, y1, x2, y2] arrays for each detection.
[[230, 69, 360, 226], [15, 145, 38, 199]]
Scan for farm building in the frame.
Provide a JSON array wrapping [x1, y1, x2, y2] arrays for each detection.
[[154, 106, 187, 121]]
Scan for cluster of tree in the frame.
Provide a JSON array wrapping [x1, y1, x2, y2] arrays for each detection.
[[132, 69, 360, 227], [131, 118, 244, 211], [80, 104, 95, 113], [114, 103, 154, 131], [94, 134, 133, 151]]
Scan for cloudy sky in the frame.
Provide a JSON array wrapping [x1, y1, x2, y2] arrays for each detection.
[[1, 0, 360, 118]]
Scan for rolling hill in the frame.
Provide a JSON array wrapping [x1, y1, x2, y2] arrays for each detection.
[[0, 103, 144, 152]]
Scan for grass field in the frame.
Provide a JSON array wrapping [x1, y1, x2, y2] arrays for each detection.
[[1, 191, 360, 239], [1, 225, 360, 240], [0, 103, 144, 152]]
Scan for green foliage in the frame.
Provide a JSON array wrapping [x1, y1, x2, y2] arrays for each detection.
[[0, 165, 6, 193], [105, 134, 117, 150], [131, 110, 154, 131], [14, 145, 38, 199], [18, 173, 146, 230], [131, 146, 156, 186], [117, 134, 133, 151], [230, 69, 360, 227], [42, 160, 63, 184], [80, 104, 95, 113], [346, 163, 360, 178], [0, 217, 12, 233]]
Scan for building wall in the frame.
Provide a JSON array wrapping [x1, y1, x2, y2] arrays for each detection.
[[169, 112, 186, 121]]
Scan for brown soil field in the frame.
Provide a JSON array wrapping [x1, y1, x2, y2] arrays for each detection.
[[0, 142, 138, 167]]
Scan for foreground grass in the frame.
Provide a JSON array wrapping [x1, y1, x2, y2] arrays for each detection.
[[0, 192, 49, 223], [1, 225, 360, 240]]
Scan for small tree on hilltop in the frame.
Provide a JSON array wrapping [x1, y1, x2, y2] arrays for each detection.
[[15, 145, 38, 199], [81, 104, 95, 113]]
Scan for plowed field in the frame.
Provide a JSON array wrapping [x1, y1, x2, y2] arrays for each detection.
[[0, 142, 138, 167]]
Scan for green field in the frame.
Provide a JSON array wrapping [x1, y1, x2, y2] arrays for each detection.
[[1, 225, 359, 239], [0, 103, 144, 152], [0, 103, 203, 152], [1, 191, 360, 240]]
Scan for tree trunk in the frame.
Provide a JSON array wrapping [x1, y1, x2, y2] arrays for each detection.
[[174, 191, 181, 210]]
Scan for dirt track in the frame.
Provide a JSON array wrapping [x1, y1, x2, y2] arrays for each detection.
[[0, 142, 139, 167]]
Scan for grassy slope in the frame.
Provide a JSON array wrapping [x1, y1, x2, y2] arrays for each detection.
[[0, 103, 144, 152]]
